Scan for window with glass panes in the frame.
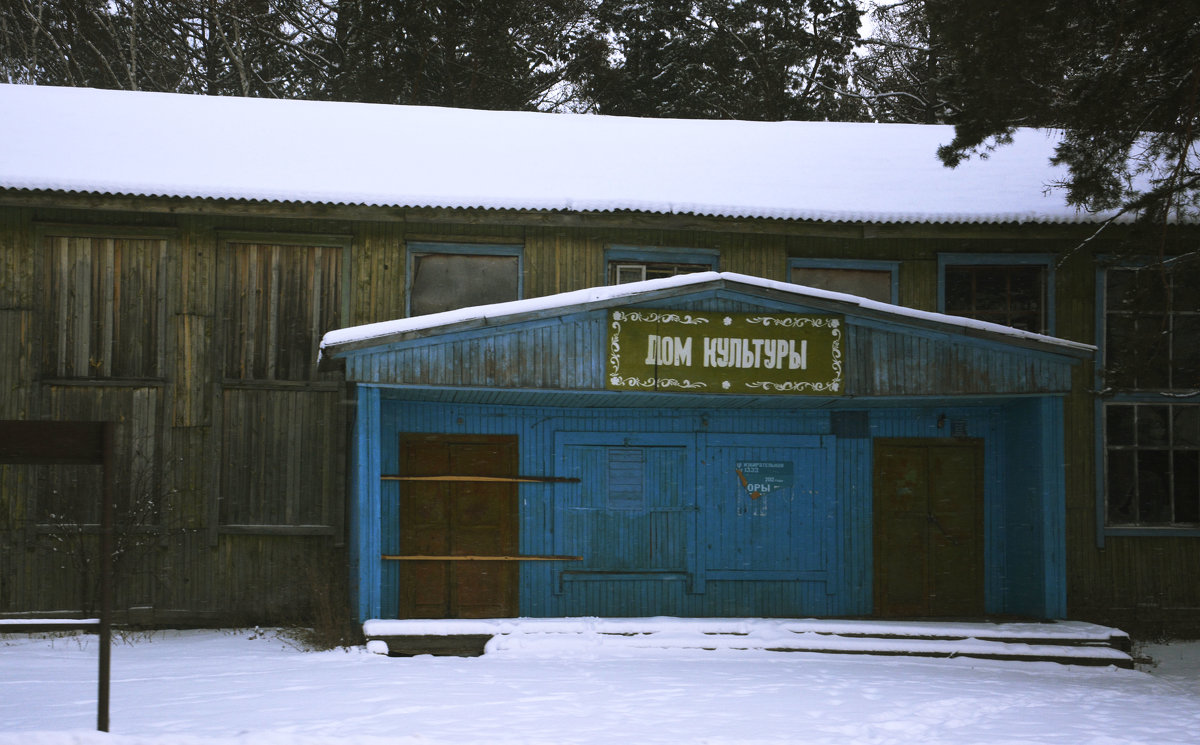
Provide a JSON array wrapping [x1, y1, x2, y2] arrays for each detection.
[[609, 260, 710, 285], [1106, 404, 1200, 525], [1103, 261, 1200, 527], [1104, 265, 1200, 392], [944, 264, 1048, 333]]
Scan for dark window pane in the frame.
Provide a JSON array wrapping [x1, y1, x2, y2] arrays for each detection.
[[1007, 266, 1045, 312], [943, 267, 972, 313], [1107, 268, 1141, 311], [1171, 263, 1200, 312], [1137, 405, 1170, 447], [411, 253, 519, 316], [1175, 451, 1200, 524], [972, 268, 1009, 315], [1138, 450, 1172, 522], [1134, 315, 1172, 390], [1173, 315, 1200, 389], [1106, 405, 1136, 447], [1107, 449, 1137, 524], [1128, 269, 1169, 313], [1007, 311, 1041, 333], [944, 264, 1047, 333], [1105, 314, 1138, 389], [1174, 406, 1200, 448]]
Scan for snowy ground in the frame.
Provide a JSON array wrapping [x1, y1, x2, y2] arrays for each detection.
[[2, 628, 1198, 745]]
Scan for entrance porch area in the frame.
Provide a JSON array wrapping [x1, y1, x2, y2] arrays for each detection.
[[361, 616, 1134, 668]]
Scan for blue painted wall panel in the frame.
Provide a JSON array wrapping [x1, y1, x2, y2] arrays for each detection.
[[343, 299, 1077, 397], [362, 397, 1059, 620]]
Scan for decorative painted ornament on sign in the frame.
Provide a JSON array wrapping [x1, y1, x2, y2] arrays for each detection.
[[606, 310, 843, 394]]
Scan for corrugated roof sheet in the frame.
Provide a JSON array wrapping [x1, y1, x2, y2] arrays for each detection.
[[0, 83, 1132, 225]]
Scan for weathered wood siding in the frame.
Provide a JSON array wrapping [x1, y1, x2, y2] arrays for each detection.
[[341, 307, 1077, 397], [0, 199, 1195, 633], [1, 212, 357, 620]]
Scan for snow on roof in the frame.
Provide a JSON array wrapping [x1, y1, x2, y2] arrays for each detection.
[[0, 82, 1112, 225], [319, 272, 1095, 356]]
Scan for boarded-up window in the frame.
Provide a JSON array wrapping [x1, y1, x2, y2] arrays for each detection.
[[607, 448, 646, 510], [40, 235, 167, 378], [220, 242, 344, 381], [791, 266, 894, 303], [219, 388, 344, 526], [409, 248, 520, 316]]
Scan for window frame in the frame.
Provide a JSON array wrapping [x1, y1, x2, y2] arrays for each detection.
[[1095, 259, 1200, 541], [937, 253, 1056, 335], [788, 258, 900, 304], [603, 245, 718, 285], [405, 241, 524, 317], [217, 231, 353, 384], [35, 223, 175, 383]]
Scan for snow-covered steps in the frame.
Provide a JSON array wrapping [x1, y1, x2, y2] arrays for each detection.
[[363, 617, 1134, 668]]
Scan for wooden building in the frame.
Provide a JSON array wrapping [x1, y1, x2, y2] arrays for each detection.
[[0, 84, 1196, 635]]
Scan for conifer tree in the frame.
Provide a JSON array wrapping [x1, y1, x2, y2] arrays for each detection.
[[567, 0, 864, 121], [927, 0, 1200, 222]]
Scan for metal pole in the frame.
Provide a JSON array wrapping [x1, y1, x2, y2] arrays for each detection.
[[98, 422, 114, 732]]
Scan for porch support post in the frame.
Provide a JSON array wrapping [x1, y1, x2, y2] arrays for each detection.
[[1041, 396, 1068, 618], [352, 384, 383, 621]]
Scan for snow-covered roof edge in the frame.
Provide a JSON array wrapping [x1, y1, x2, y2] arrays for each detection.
[[319, 272, 1096, 358], [2, 83, 1180, 226]]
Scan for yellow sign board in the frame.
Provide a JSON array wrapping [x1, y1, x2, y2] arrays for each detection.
[[606, 310, 843, 394]]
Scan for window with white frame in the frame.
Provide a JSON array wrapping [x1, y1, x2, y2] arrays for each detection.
[[408, 243, 522, 316], [605, 246, 717, 285], [789, 260, 898, 304], [1102, 260, 1200, 528]]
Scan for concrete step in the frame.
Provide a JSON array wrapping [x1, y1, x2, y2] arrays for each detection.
[[363, 617, 1134, 668]]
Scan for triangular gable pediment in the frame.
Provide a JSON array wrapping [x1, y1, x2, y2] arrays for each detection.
[[321, 273, 1091, 399]]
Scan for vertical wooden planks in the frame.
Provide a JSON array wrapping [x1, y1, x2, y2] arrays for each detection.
[[221, 239, 346, 382]]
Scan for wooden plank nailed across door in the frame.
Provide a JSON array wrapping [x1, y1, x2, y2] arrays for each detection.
[[383, 555, 582, 561], [397, 434, 520, 619], [383, 474, 579, 484]]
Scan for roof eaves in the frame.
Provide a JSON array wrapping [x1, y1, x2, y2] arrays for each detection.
[[321, 273, 1095, 362]]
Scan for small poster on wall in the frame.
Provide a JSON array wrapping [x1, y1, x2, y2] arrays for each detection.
[[734, 461, 793, 500]]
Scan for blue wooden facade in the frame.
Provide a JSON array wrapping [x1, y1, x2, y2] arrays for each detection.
[[326, 275, 1090, 622]]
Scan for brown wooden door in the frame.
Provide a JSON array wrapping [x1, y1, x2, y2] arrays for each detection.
[[874, 439, 984, 617], [398, 434, 519, 618]]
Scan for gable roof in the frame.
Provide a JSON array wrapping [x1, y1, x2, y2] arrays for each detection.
[[320, 272, 1094, 360], [0, 83, 1121, 226]]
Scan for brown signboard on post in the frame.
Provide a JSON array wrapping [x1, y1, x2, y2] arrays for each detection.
[[0, 420, 115, 732], [606, 310, 843, 394]]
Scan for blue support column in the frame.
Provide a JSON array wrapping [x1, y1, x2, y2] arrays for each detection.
[[1041, 396, 1069, 618], [352, 384, 383, 621]]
